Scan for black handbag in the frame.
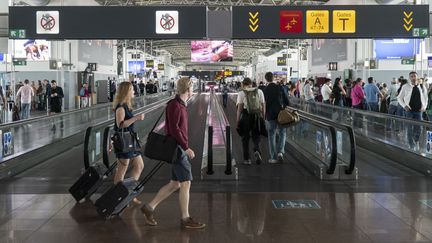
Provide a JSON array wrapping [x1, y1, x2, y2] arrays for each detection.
[[111, 121, 141, 153], [144, 110, 178, 163]]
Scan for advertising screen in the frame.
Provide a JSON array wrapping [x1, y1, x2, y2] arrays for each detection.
[[13, 39, 50, 61], [191, 40, 233, 62], [374, 39, 420, 60], [79, 40, 114, 66], [311, 39, 347, 66], [128, 61, 145, 73]]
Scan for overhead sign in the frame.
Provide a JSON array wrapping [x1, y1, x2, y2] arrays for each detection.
[[280, 11, 302, 33], [333, 10, 356, 33], [232, 5, 429, 39], [157, 64, 164, 70], [306, 10, 329, 33], [277, 57, 286, 66], [36, 11, 59, 34], [9, 29, 26, 39], [146, 60, 154, 68], [248, 11, 259, 32], [9, 6, 206, 39], [156, 11, 178, 34]]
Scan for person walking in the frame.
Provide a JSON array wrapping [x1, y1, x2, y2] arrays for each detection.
[[363, 77, 383, 112], [321, 79, 332, 104], [140, 77, 206, 229], [16, 79, 34, 120], [398, 71, 428, 151], [112, 82, 145, 205], [79, 83, 90, 108], [332, 78, 346, 107], [236, 77, 265, 165], [222, 81, 229, 108], [263, 72, 289, 164]]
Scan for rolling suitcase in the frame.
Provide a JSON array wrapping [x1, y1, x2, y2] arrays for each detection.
[[95, 161, 164, 218], [69, 161, 118, 202]]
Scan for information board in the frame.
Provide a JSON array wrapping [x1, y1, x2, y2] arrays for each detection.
[[232, 5, 429, 39]]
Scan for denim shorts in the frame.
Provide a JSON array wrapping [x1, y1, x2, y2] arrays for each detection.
[[171, 148, 193, 182]]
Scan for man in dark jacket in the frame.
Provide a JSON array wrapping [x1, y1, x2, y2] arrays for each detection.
[[141, 77, 206, 230], [263, 72, 289, 163], [50, 80, 64, 131]]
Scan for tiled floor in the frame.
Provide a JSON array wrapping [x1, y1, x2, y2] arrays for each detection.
[[1, 192, 432, 242]]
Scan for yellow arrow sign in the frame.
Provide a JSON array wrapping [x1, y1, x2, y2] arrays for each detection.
[[249, 18, 258, 26], [404, 11, 413, 18], [249, 12, 259, 19], [404, 24, 413, 31], [404, 18, 413, 25], [249, 24, 259, 32]]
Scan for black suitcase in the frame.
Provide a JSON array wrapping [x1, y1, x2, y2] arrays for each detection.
[[94, 161, 164, 218], [69, 161, 117, 202]]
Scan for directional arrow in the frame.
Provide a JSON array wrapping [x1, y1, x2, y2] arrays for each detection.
[[404, 24, 413, 31], [249, 18, 258, 25], [404, 11, 413, 18], [249, 12, 259, 19], [404, 18, 413, 25], [249, 24, 259, 32]]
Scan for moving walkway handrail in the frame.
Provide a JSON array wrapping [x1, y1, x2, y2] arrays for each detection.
[[0, 92, 168, 129], [293, 109, 357, 175], [83, 95, 173, 169], [289, 96, 432, 126], [286, 107, 338, 174]]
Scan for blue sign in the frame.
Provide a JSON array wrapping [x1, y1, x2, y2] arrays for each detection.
[[127, 60, 145, 74], [0, 54, 4, 62], [374, 39, 420, 60], [272, 200, 321, 209], [3, 130, 13, 157]]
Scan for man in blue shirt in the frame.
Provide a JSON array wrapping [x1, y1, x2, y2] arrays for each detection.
[[363, 77, 383, 112]]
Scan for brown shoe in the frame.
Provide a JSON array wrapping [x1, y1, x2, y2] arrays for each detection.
[[140, 205, 157, 226], [181, 217, 206, 229]]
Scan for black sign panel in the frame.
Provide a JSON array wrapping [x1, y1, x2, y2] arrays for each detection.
[[232, 5, 429, 39], [146, 60, 154, 68], [9, 6, 207, 39], [277, 57, 286, 66]]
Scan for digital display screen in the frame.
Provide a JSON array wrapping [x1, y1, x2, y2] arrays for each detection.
[[128, 61, 145, 73], [191, 40, 233, 62], [374, 39, 420, 60], [13, 39, 50, 61]]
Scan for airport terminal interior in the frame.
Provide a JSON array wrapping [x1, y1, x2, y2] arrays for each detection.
[[2, 0, 432, 242]]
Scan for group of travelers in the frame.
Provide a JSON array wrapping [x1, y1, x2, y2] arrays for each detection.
[[15, 79, 63, 120], [236, 72, 289, 165]]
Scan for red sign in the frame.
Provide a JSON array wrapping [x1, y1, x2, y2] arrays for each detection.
[[280, 11, 302, 33]]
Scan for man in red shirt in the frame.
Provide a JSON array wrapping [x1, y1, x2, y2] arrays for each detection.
[[141, 77, 206, 229]]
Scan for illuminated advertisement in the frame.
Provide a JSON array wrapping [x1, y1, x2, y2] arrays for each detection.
[[191, 40, 233, 62], [374, 39, 420, 60], [13, 39, 50, 61]]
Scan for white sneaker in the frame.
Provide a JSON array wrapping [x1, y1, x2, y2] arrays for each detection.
[[277, 153, 284, 163], [243, 160, 252, 165], [268, 159, 278, 164]]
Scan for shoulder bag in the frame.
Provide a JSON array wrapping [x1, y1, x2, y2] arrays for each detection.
[[111, 121, 141, 154], [277, 109, 300, 127], [144, 110, 178, 164]]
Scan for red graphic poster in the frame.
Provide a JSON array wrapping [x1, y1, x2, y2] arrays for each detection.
[[280, 11, 302, 33]]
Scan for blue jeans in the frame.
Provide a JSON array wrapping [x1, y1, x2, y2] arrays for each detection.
[[21, 103, 30, 120], [386, 104, 398, 130], [367, 102, 379, 112], [222, 94, 228, 107], [405, 111, 422, 149], [266, 120, 287, 160]]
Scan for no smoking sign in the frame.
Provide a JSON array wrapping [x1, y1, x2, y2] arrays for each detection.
[[156, 11, 178, 34], [36, 11, 59, 34]]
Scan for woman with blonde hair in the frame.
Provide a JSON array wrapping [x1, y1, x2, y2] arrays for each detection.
[[113, 81, 145, 204]]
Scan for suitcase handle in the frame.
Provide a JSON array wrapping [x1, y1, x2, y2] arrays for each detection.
[[103, 161, 118, 177], [134, 161, 164, 191]]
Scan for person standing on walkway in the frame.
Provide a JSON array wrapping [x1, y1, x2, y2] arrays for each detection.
[[43, 79, 51, 111], [398, 71, 428, 151], [141, 77, 206, 230], [263, 72, 289, 164], [16, 79, 34, 120], [50, 80, 64, 131], [321, 79, 332, 104]]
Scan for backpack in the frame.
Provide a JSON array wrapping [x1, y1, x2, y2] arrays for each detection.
[[79, 87, 85, 97], [243, 88, 262, 115]]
